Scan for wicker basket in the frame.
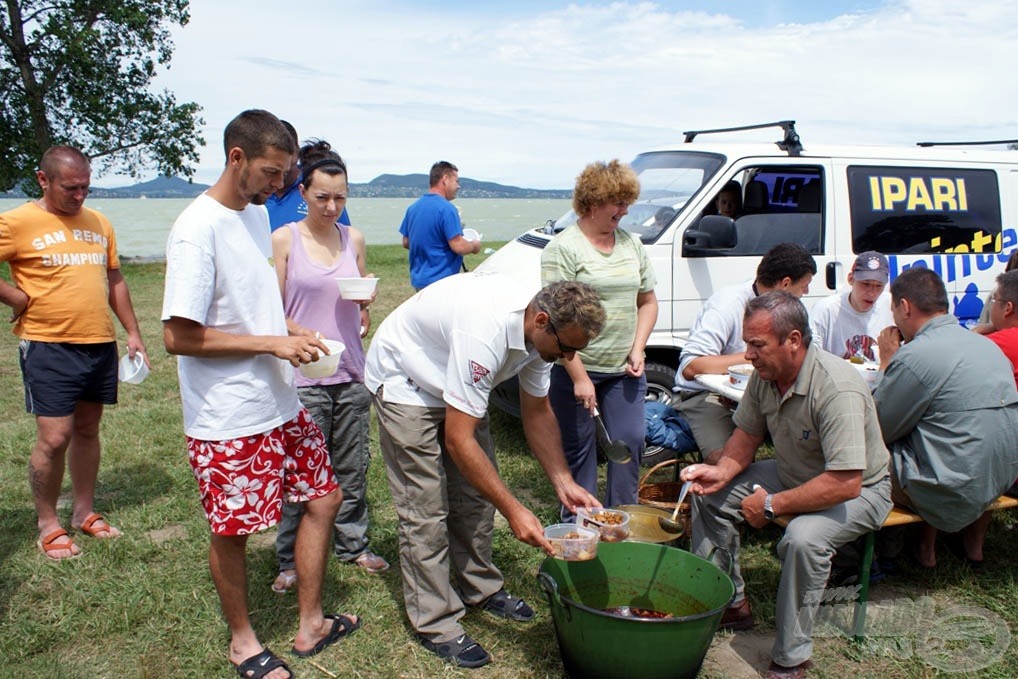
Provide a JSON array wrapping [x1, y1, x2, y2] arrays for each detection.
[[638, 459, 693, 535]]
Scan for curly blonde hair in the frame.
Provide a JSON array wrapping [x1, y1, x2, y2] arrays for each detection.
[[572, 159, 640, 218]]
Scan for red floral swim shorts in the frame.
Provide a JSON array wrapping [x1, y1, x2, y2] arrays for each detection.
[[187, 408, 339, 536]]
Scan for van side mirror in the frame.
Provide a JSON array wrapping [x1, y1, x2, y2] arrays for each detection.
[[683, 229, 712, 249], [684, 215, 737, 254]]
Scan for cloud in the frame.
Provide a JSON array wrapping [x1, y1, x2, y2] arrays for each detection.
[[141, 1, 1018, 189], [238, 57, 321, 77]]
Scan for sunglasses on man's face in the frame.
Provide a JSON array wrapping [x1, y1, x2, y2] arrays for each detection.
[[546, 318, 584, 354]]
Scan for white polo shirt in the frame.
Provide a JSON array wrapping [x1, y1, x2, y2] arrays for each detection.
[[364, 271, 550, 417]]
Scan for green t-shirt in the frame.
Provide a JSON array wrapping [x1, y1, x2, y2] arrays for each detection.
[[540, 225, 656, 373]]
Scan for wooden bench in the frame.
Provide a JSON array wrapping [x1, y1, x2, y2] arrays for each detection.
[[773, 494, 1018, 640]]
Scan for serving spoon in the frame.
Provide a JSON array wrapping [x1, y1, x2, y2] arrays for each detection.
[[592, 405, 631, 464], [658, 479, 693, 534]]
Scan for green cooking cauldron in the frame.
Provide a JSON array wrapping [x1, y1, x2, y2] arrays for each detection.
[[538, 541, 735, 678]]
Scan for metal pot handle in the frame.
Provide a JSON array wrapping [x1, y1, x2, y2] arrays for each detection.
[[537, 571, 560, 602], [705, 546, 735, 576], [536, 571, 573, 622]]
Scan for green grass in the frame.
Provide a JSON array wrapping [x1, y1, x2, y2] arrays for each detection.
[[1, 245, 1016, 677]]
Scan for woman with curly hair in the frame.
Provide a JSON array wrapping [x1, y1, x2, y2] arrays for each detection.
[[541, 159, 658, 514]]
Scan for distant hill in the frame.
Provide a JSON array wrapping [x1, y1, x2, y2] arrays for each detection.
[[94, 175, 210, 198], [2, 174, 572, 200], [352, 174, 572, 199], [0, 175, 210, 199]]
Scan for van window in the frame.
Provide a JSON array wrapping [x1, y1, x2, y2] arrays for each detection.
[[847, 166, 1002, 255], [684, 165, 825, 256], [552, 151, 725, 243]]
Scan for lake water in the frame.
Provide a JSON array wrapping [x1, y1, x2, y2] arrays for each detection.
[[0, 197, 572, 260]]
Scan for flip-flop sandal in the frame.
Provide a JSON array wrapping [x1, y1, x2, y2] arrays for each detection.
[[37, 528, 81, 561], [233, 648, 292, 678], [77, 513, 120, 539], [291, 613, 361, 658], [481, 589, 534, 622], [271, 570, 297, 594]]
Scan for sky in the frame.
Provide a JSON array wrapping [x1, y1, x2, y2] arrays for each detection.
[[108, 0, 1018, 189]]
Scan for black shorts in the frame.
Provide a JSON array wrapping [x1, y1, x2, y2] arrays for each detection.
[[19, 340, 118, 416]]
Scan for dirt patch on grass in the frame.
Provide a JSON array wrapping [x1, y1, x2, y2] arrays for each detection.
[[147, 523, 187, 546], [703, 631, 774, 677]]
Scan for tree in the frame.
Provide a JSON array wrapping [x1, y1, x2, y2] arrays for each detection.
[[0, 0, 203, 193]]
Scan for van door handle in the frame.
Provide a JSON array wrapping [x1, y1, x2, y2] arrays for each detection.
[[826, 262, 838, 290]]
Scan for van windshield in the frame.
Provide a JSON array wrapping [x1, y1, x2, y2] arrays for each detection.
[[551, 151, 725, 242]]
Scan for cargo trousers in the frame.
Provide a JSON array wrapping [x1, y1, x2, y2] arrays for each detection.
[[372, 392, 504, 643]]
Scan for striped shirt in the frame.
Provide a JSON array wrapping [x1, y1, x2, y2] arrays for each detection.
[[541, 225, 656, 373]]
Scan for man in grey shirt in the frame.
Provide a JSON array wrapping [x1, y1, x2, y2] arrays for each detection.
[[875, 267, 1018, 567], [684, 291, 890, 679]]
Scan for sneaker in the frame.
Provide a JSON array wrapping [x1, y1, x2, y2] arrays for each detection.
[[719, 598, 754, 631], [419, 634, 491, 668], [353, 551, 390, 574]]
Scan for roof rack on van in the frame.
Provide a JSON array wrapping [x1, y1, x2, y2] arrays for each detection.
[[682, 120, 802, 156], [916, 139, 1018, 147]]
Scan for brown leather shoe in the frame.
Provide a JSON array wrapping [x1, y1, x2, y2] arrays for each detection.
[[719, 598, 754, 631], [764, 659, 814, 679], [353, 551, 390, 574]]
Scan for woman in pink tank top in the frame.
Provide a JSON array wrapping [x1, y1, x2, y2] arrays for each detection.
[[268, 140, 389, 591]]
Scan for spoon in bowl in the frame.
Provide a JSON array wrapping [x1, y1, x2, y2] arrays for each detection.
[[658, 479, 693, 534]]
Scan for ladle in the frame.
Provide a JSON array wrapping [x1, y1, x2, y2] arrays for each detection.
[[658, 480, 692, 534], [592, 405, 631, 464]]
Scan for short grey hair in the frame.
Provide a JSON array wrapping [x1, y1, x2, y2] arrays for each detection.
[[995, 269, 1018, 305], [745, 290, 812, 346]]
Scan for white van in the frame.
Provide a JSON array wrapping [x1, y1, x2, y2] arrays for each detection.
[[477, 121, 1018, 461]]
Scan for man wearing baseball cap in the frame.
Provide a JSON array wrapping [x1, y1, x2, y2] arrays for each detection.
[[809, 251, 893, 363]]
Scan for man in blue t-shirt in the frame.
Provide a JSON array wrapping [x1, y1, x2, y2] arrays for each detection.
[[265, 120, 350, 231], [399, 161, 481, 289]]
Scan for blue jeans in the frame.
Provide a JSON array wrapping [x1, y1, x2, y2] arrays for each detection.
[[549, 366, 646, 518], [276, 381, 373, 569]]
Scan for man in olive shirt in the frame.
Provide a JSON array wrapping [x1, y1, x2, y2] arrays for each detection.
[[683, 291, 891, 679]]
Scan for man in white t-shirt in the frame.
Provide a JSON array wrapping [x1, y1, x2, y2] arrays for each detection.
[[162, 110, 359, 678], [364, 273, 604, 669], [809, 251, 892, 362]]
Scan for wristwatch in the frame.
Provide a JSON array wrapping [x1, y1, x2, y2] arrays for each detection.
[[763, 494, 775, 521]]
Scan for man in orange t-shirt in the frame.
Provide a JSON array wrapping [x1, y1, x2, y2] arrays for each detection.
[[0, 146, 147, 561]]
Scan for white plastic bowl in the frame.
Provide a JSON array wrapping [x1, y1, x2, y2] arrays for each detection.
[[462, 228, 482, 242], [545, 523, 599, 561], [335, 277, 378, 301], [118, 353, 149, 384], [727, 363, 755, 390], [576, 507, 631, 543], [298, 339, 346, 379]]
